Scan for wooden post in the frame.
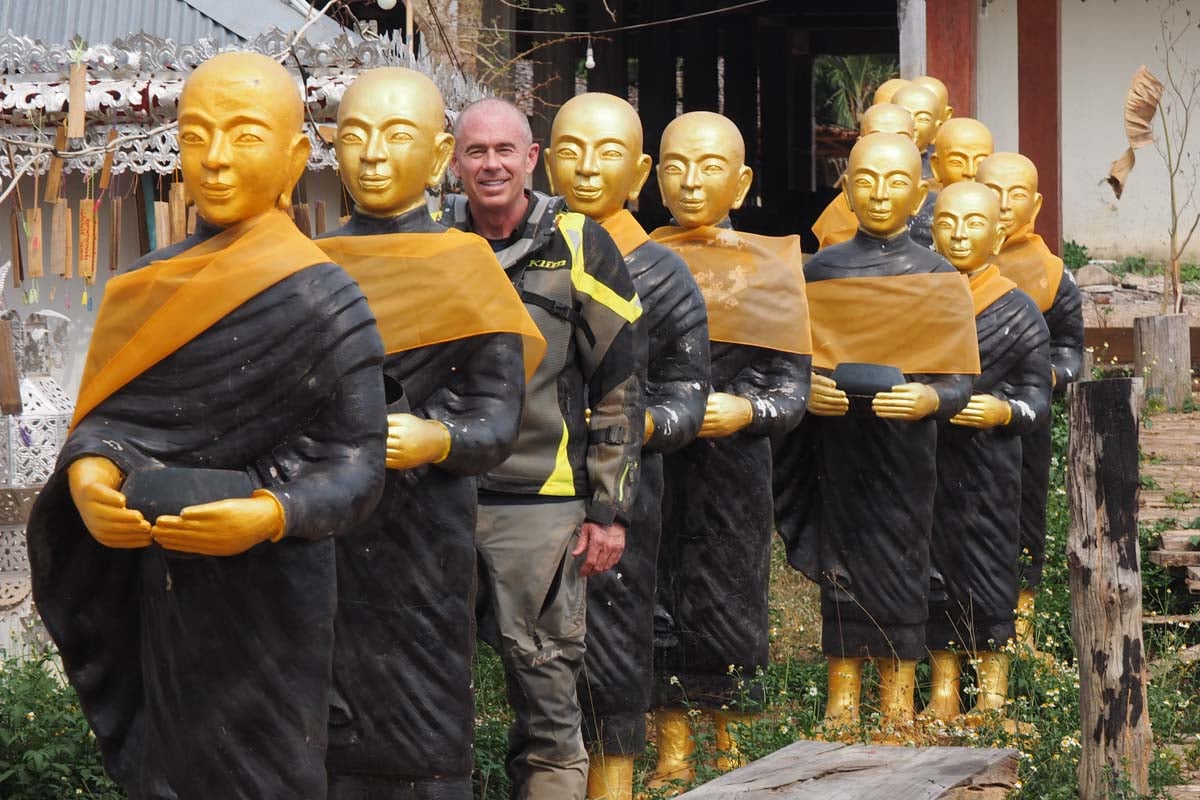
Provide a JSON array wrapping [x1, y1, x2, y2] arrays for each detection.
[[1067, 377, 1152, 799], [1133, 314, 1192, 410], [1018, 0, 1062, 254]]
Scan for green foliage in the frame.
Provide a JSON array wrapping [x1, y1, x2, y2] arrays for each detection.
[[1063, 239, 1090, 269], [1181, 262, 1200, 283], [813, 55, 898, 130], [1141, 474, 1161, 490], [0, 648, 121, 800], [1115, 255, 1162, 277]]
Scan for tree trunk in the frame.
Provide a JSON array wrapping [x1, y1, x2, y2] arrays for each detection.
[[1067, 378, 1152, 800], [1133, 313, 1192, 410]]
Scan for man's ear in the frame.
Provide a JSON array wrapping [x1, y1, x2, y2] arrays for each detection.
[[627, 153, 653, 202], [525, 142, 541, 176], [731, 165, 753, 210]]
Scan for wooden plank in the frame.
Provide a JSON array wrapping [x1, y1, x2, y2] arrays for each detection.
[[1188, 566, 1200, 594], [1135, 314, 1192, 409], [1142, 613, 1200, 626], [677, 740, 1018, 799], [1149, 550, 1200, 568], [1159, 531, 1200, 551], [1067, 378, 1152, 799], [926, 0, 977, 117], [1086, 326, 1200, 367], [0, 321, 22, 415], [43, 126, 67, 203], [24, 208, 42, 278]]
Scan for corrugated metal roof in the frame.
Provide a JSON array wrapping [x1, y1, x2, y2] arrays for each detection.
[[0, 0, 346, 47]]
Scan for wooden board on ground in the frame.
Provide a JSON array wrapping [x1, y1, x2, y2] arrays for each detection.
[[675, 740, 1019, 799]]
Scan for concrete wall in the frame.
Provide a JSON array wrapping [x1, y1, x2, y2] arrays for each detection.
[[975, 0, 1200, 261]]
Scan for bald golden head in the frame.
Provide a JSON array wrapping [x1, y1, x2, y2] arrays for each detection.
[[177, 52, 309, 227], [933, 181, 1005, 272], [860, 103, 915, 140], [912, 75, 952, 122], [546, 93, 651, 219], [873, 78, 911, 106], [931, 118, 994, 186], [977, 152, 1042, 236], [891, 84, 941, 151], [657, 111, 752, 228], [842, 133, 927, 239]]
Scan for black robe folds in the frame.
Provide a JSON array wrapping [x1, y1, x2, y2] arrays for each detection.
[[774, 231, 975, 661], [928, 285, 1051, 652], [580, 234, 709, 755], [1020, 271, 1084, 589], [319, 208, 524, 797], [656, 338, 809, 710], [27, 221, 387, 800]]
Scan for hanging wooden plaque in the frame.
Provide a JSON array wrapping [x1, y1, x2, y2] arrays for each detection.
[[78, 202, 97, 279]]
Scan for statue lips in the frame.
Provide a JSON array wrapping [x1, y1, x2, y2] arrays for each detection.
[[200, 181, 234, 200], [358, 174, 392, 191]]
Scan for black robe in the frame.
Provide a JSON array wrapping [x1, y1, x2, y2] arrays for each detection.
[[774, 231, 974, 661], [656, 338, 809, 710], [909, 190, 937, 251], [319, 208, 524, 796], [1019, 271, 1084, 589], [928, 287, 1051, 652], [580, 238, 708, 755], [27, 220, 387, 800]]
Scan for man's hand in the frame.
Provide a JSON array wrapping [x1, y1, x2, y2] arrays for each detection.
[[152, 491, 285, 557], [950, 393, 1012, 429], [871, 382, 940, 421], [68, 456, 151, 549], [698, 393, 753, 438], [572, 520, 626, 577], [807, 373, 849, 417], [386, 413, 451, 470]]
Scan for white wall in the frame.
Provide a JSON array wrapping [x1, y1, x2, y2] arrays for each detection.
[[975, 0, 1200, 261]]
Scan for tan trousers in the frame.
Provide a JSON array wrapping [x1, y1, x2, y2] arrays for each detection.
[[476, 499, 589, 800]]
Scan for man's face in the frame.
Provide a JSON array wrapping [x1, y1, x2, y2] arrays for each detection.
[[978, 158, 1041, 234], [842, 136, 926, 239], [657, 121, 750, 229], [933, 184, 1003, 273], [337, 74, 447, 216], [451, 107, 538, 214], [178, 74, 300, 227], [546, 99, 647, 221]]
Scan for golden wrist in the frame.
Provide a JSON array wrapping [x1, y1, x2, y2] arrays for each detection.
[[1001, 400, 1013, 426], [252, 489, 287, 542], [644, 410, 656, 443], [430, 420, 452, 464]]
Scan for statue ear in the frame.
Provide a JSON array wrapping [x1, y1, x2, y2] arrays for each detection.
[[731, 165, 753, 210], [1030, 191, 1044, 226], [427, 132, 455, 189], [543, 149, 557, 194], [839, 172, 854, 213], [655, 163, 667, 202], [910, 179, 929, 218], [943, 106, 954, 123], [279, 133, 311, 211], [628, 153, 653, 202], [993, 222, 1008, 255], [929, 152, 945, 186]]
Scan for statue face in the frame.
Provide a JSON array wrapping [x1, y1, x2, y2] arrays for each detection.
[[337, 68, 452, 217], [545, 94, 651, 221], [656, 112, 752, 229], [841, 133, 927, 239], [178, 53, 308, 227], [977, 153, 1042, 235], [932, 182, 1005, 272], [873, 78, 911, 106], [912, 76, 952, 123], [891, 85, 941, 151], [859, 103, 915, 140], [930, 119, 994, 186]]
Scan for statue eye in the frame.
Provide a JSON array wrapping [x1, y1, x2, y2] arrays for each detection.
[[389, 131, 414, 143], [890, 178, 910, 188], [968, 218, 987, 228], [179, 131, 204, 145], [662, 163, 683, 175], [340, 132, 363, 145], [557, 147, 579, 159], [935, 219, 953, 229], [235, 132, 263, 145], [703, 164, 724, 175], [601, 149, 623, 160], [854, 177, 872, 187]]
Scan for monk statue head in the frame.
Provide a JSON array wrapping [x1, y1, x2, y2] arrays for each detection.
[[873, 78, 911, 106], [544, 92, 651, 222], [912, 75, 953, 123], [977, 152, 1042, 239], [860, 103, 916, 141], [178, 52, 310, 227], [841, 132, 928, 240], [932, 181, 1007, 273], [657, 111, 753, 229], [891, 84, 942, 152], [336, 67, 453, 217], [930, 118, 994, 187]]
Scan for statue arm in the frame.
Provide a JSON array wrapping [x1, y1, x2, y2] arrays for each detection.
[[1045, 271, 1085, 392], [727, 348, 812, 438], [644, 298, 711, 455], [908, 372, 975, 421]]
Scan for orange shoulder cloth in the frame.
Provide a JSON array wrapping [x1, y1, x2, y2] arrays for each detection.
[[649, 225, 812, 355], [317, 228, 546, 381], [994, 224, 1064, 312], [72, 209, 328, 430], [806, 271, 981, 374], [968, 263, 1019, 317], [600, 209, 651, 258], [812, 192, 857, 251]]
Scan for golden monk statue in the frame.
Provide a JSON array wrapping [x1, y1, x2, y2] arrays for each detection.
[[649, 111, 811, 791], [873, 77, 911, 105], [891, 84, 943, 185], [316, 67, 542, 798], [773, 133, 979, 734], [912, 75, 954, 125], [545, 92, 710, 800], [926, 181, 1052, 725], [28, 52, 387, 796], [930, 117, 994, 188], [976, 152, 1084, 658]]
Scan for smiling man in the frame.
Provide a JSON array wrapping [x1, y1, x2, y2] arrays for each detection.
[[441, 97, 645, 800], [27, 51, 386, 798]]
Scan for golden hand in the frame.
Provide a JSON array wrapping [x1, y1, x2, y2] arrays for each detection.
[[807, 373, 849, 417], [698, 392, 753, 438], [950, 393, 1012, 429], [871, 382, 941, 421], [68, 456, 152, 549], [386, 413, 451, 470], [152, 491, 285, 557], [573, 520, 627, 577], [644, 409, 656, 444]]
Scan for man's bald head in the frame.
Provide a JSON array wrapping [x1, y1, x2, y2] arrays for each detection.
[[453, 97, 532, 148]]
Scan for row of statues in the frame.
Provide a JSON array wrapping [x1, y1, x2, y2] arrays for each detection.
[[24, 52, 1083, 800]]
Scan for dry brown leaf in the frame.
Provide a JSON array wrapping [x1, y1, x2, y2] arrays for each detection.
[[1107, 66, 1165, 198]]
